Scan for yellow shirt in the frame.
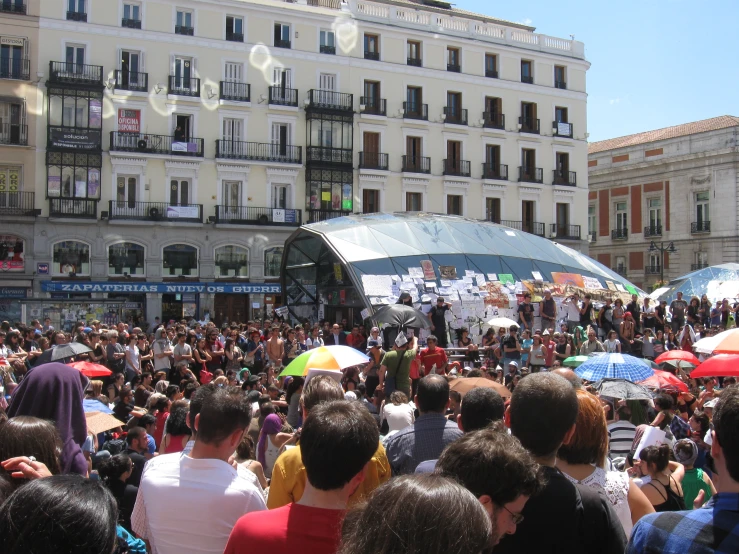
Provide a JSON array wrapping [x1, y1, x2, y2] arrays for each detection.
[[267, 441, 391, 509]]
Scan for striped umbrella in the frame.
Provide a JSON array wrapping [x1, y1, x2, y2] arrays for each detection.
[[573, 353, 654, 382], [279, 345, 369, 377]]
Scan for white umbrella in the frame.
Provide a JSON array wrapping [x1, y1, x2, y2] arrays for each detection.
[[693, 329, 738, 354], [486, 317, 519, 329]]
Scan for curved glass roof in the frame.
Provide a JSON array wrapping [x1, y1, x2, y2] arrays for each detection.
[[286, 213, 643, 294], [651, 263, 739, 304]]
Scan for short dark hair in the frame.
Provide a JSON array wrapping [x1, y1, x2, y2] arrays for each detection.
[[713, 385, 739, 482], [654, 394, 674, 411], [187, 383, 220, 433], [97, 453, 132, 484], [616, 405, 632, 422], [302, 375, 344, 413], [460, 388, 505, 432], [436, 425, 543, 505], [301, 401, 379, 491], [164, 400, 191, 436], [140, 372, 152, 380], [195, 386, 252, 445], [510, 373, 579, 458], [466, 369, 484, 378], [138, 414, 156, 429], [183, 381, 199, 400], [126, 426, 146, 445], [0, 475, 118, 554], [259, 401, 276, 419], [416, 375, 449, 413]]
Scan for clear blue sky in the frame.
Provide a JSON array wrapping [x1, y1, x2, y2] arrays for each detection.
[[456, 0, 739, 142]]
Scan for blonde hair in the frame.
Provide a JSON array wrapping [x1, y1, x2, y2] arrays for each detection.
[[89, 380, 103, 397]]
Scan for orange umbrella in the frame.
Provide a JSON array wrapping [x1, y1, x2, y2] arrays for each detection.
[[449, 377, 511, 398], [68, 360, 112, 378], [711, 329, 739, 354]]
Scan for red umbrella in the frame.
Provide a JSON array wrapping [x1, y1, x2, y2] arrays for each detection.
[[638, 369, 689, 393], [68, 360, 112, 378], [690, 354, 739, 378], [654, 350, 701, 367]]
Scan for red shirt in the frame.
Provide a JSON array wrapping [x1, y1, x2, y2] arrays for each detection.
[[224, 503, 344, 554], [419, 347, 448, 374], [543, 341, 556, 366]]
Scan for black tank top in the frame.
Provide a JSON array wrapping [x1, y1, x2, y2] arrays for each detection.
[[648, 476, 686, 512]]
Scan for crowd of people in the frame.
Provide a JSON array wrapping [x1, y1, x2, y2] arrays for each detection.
[[0, 298, 738, 554]]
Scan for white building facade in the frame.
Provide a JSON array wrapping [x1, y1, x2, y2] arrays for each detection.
[[1, 0, 589, 327]]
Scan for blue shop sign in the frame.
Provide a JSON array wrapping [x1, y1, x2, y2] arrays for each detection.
[[0, 287, 28, 299], [41, 281, 281, 294]]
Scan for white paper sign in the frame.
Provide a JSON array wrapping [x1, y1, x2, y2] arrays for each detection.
[[634, 427, 667, 460], [532, 271, 544, 281]]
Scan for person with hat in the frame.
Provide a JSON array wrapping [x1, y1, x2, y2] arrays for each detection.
[[504, 360, 521, 387], [540, 289, 558, 332], [379, 332, 418, 398], [362, 338, 385, 398], [429, 297, 452, 348]]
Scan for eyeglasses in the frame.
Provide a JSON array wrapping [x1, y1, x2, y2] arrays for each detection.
[[501, 504, 524, 525]]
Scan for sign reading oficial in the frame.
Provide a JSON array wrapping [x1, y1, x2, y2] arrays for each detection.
[[41, 281, 281, 294]]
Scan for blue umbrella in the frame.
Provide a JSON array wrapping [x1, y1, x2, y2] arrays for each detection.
[[83, 398, 113, 414], [573, 353, 654, 382]]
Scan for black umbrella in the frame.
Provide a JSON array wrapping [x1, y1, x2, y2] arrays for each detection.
[[35, 342, 93, 365], [594, 378, 653, 401], [371, 304, 431, 329]]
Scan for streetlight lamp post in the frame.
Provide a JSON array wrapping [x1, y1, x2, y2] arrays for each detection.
[[649, 241, 677, 286]]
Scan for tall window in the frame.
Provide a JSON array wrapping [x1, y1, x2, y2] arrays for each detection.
[[522, 200, 536, 233], [696, 191, 709, 225], [588, 205, 596, 238], [215, 245, 248, 277], [109, 242, 144, 276], [486, 198, 500, 222], [222, 180, 241, 210], [264, 247, 283, 278], [115, 175, 137, 208], [163, 244, 198, 276], [555, 203, 569, 235], [175, 10, 193, 34], [123, 3, 140, 21], [53, 240, 90, 275], [447, 47, 460, 71], [226, 16, 243, 41], [648, 253, 661, 272], [363, 189, 379, 214], [364, 34, 379, 59], [407, 40, 421, 65], [521, 60, 533, 83], [406, 192, 422, 212], [0, 37, 26, 79], [554, 65, 566, 89], [485, 53, 497, 77], [272, 184, 288, 209], [274, 23, 290, 48], [447, 194, 462, 216], [615, 256, 626, 273], [615, 202, 627, 231], [695, 251, 708, 268], [648, 198, 662, 232], [169, 179, 190, 205], [320, 30, 335, 54]]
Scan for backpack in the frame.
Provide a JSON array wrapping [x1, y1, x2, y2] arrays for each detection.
[[101, 438, 127, 455]]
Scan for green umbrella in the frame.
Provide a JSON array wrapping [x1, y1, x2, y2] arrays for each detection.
[[279, 345, 370, 377], [563, 356, 590, 368], [637, 358, 660, 369]]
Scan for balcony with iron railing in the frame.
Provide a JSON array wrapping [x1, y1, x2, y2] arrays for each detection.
[[308, 209, 351, 223], [483, 112, 504, 130], [644, 224, 662, 237], [215, 205, 302, 226], [518, 166, 543, 184], [403, 101, 428, 120], [645, 265, 662, 275], [0, 123, 27, 146], [691, 221, 710, 233], [550, 224, 581, 240], [611, 228, 628, 240], [49, 61, 103, 86], [114, 70, 148, 93], [0, 191, 35, 216], [307, 89, 353, 112], [215, 140, 302, 164], [521, 75, 533, 84], [269, 86, 298, 107], [486, 69, 498, 78], [402, 155, 431, 174], [0, 1, 26, 15], [67, 10, 87, 21], [274, 39, 291, 49], [308, 0, 342, 8], [168, 75, 200, 97], [691, 263, 708, 271], [407, 56, 422, 67], [555, 80, 567, 90], [443, 106, 467, 126], [519, 116, 540, 134], [552, 169, 577, 187], [482, 163, 508, 181], [226, 31, 244, 42], [122, 18, 141, 28], [364, 50, 380, 61], [359, 152, 388, 170], [589, 232, 596, 243], [499, 219, 545, 237], [109, 201, 203, 223], [220, 81, 250, 102], [360, 96, 386, 116], [49, 198, 97, 219], [110, 132, 204, 157], [447, 63, 461, 73], [0, 57, 29, 80], [613, 266, 627, 276], [553, 121, 573, 138], [175, 25, 194, 36], [306, 146, 353, 166], [320, 44, 336, 54], [443, 159, 470, 177]]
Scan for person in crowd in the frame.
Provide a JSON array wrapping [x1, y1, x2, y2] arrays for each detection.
[[337, 474, 492, 554], [132, 384, 266, 554], [517, 292, 534, 331], [435, 425, 543, 545], [285, 376, 304, 428], [381, 390, 415, 441], [628, 386, 739, 553], [500, 325, 521, 368], [540, 289, 558, 331], [429, 297, 452, 347], [0, 474, 119, 554], [223, 338, 244, 373], [361, 339, 384, 398], [257, 413, 293, 479], [378, 333, 417, 397], [306, 326, 324, 350], [152, 327, 173, 378], [580, 294, 595, 330], [608, 403, 637, 459], [268, 375, 390, 509], [580, 327, 605, 355], [123, 426, 148, 488], [234, 435, 268, 491], [554, 331, 572, 362], [107, 372, 125, 403], [113, 386, 144, 424], [385, 374, 463, 475], [698, 294, 712, 326], [134, 371, 154, 408], [98, 453, 138, 532], [418, 335, 448, 376], [636, 444, 686, 512], [173, 331, 194, 369], [563, 293, 581, 333], [327, 323, 347, 346], [204, 330, 225, 372], [86, 379, 112, 407], [673, 438, 715, 510], [557, 389, 654, 537], [124, 333, 141, 382], [670, 291, 687, 333], [225, 400, 380, 554], [620, 311, 636, 353], [137, 413, 158, 459], [497, 372, 627, 553], [528, 334, 546, 372], [106, 330, 126, 374], [6, 362, 88, 476], [158, 399, 192, 454]]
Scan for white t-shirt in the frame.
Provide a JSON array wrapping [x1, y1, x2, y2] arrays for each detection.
[[132, 452, 267, 554], [382, 402, 416, 434], [566, 299, 581, 322], [125, 344, 140, 373], [152, 339, 172, 371]]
